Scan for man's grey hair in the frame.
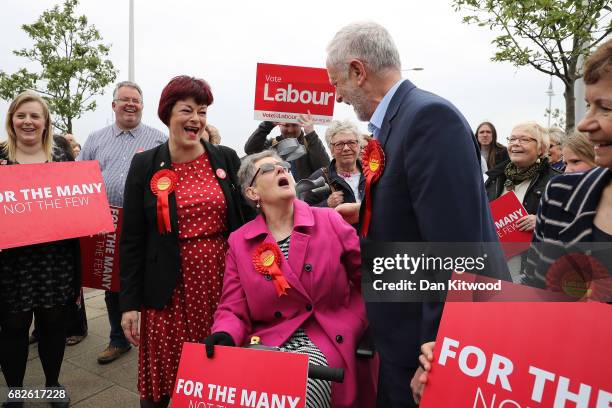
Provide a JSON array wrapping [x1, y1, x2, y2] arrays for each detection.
[[113, 81, 143, 100], [324, 120, 363, 150], [238, 150, 283, 204], [326, 21, 401, 76]]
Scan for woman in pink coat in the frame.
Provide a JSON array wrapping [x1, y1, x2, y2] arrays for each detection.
[[204, 150, 377, 408]]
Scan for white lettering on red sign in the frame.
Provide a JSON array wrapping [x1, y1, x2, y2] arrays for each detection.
[[263, 83, 334, 106]]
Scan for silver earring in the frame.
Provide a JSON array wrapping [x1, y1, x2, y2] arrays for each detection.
[[256, 201, 260, 209]]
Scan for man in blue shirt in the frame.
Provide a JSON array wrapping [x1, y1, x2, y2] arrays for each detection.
[[79, 81, 167, 365], [326, 22, 509, 407]]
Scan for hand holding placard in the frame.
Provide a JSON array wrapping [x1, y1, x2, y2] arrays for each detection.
[[516, 214, 536, 231], [203, 332, 235, 358], [298, 111, 315, 134], [411, 341, 435, 405], [489, 191, 533, 258]]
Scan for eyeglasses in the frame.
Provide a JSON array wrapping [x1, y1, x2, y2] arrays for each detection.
[[506, 137, 537, 145], [114, 97, 142, 105], [249, 161, 291, 187], [331, 140, 359, 150], [549, 143, 560, 149]]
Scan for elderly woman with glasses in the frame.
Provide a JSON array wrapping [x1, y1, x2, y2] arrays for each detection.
[[548, 127, 566, 171], [484, 122, 561, 280], [303, 120, 364, 211], [204, 150, 377, 408]]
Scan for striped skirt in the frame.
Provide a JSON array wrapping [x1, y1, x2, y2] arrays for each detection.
[[280, 328, 331, 408]]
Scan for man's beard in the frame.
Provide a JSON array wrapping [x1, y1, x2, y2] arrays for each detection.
[[345, 88, 372, 121]]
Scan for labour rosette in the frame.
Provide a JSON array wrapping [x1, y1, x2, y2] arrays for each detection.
[[546, 252, 611, 301], [150, 169, 178, 234], [253, 243, 291, 296], [360, 139, 385, 237]]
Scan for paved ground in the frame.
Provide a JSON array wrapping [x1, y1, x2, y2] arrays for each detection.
[[1, 289, 141, 407]]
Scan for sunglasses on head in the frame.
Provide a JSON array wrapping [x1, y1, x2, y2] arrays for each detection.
[[249, 161, 291, 187]]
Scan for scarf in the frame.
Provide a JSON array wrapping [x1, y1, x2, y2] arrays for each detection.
[[503, 158, 545, 191]]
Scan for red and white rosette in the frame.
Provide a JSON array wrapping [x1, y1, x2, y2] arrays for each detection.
[[150, 169, 178, 234], [360, 139, 385, 237], [546, 252, 612, 301], [253, 243, 291, 296]]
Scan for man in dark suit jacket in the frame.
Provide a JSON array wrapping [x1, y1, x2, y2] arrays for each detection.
[[326, 22, 510, 407]]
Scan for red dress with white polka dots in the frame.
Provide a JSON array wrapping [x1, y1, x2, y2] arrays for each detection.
[[138, 152, 228, 401]]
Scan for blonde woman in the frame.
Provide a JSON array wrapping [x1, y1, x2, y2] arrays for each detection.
[[0, 91, 78, 407], [562, 131, 596, 173]]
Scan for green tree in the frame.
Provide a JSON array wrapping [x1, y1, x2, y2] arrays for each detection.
[[453, 0, 611, 133], [545, 107, 567, 129], [0, 0, 118, 133]]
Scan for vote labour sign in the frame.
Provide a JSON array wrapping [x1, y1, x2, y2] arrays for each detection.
[[254, 63, 335, 125], [0, 161, 114, 249], [489, 191, 533, 258], [173, 343, 307, 408], [80, 206, 122, 292], [420, 300, 612, 408]]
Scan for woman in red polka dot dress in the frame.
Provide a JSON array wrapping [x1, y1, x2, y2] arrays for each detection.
[[118, 76, 252, 408]]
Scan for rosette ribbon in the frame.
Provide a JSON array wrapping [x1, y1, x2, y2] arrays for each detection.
[[150, 169, 178, 234], [360, 139, 385, 237], [253, 243, 291, 296]]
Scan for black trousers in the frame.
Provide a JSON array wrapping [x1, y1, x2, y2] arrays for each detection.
[[376, 363, 418, 408], [0, 306, 68, 387]]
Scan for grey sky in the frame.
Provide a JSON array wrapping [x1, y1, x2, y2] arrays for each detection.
[[1, 0, 569, 155]]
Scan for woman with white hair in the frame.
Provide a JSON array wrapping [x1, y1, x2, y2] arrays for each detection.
[[303, 120, 364, 213], [548, 127, 566, 171], [485, 122, 561, 279], [485, 122, 560, 227]]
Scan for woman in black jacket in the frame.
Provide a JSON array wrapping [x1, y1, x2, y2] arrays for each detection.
[[118, 76, 252, 408], [476, 121, 509, 172], [485, 121, 560, 221], [485, 121, 561, 280], [303, 120, 365, 214]]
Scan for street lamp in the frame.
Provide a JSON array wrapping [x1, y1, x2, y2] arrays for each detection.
[[545, 76, 554, 127], [129, 0, 135, 82], [401, 67, 424, 72]]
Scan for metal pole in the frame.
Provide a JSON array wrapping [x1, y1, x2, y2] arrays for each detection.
[[128, 0, 135, 82], [546, 76, 554, 128]]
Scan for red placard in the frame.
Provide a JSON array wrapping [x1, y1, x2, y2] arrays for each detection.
[[489, 191, 533, 258], [80, 206, 122, 292], [420, 298, 612, 407], [254, 63, 335, 125], [0, 161, 114, 249], [172, 343, 308, 408]]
